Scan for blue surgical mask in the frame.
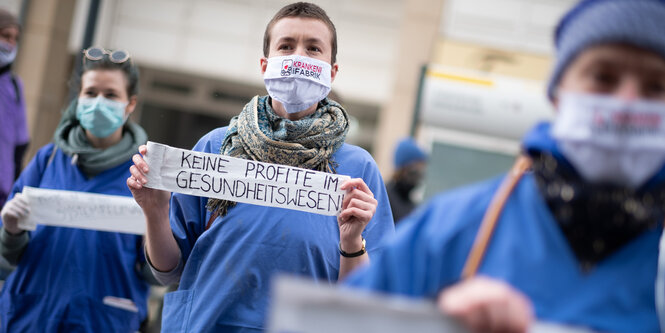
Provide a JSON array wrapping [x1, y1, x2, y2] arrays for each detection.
[[0, 41, 17, 67], [76, 96, 128, 138]]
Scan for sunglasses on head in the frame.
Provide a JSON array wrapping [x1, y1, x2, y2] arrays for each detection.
[[82, 47, 130, 64]]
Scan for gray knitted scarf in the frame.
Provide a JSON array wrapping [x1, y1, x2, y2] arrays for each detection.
[[206, 95, 349, 218]]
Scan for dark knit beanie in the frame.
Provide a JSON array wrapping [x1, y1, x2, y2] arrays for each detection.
[[394, 138, 427, 169], [547, 0, 665, 100], [0, 8, 19, 31]]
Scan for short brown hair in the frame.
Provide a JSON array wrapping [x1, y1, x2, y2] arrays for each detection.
[[263, 2, 337, 64], [0, 8, 19, 31]]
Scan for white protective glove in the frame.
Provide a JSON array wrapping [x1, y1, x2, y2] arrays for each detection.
[[1, 193, 30, 235]]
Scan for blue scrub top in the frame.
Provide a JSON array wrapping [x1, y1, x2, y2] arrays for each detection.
[[161, 127, 395, 332], [345, 173, 661, 333], [0, 144, 150, 332]]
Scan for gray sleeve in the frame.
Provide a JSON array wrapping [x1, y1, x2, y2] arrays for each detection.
[[144, 247, 183, 286], [0, 227, 29, 266], [138, 260, 163, 286]]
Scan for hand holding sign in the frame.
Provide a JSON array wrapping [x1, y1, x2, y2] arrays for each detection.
[[127, 144, 181, 273], [127, 145, 172, 218], [338, 179, 377, 250], [438, 277, 534, 333], [0, 193, 30, 234]]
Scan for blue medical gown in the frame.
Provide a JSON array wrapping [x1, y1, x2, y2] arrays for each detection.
[[345, 174, 660, 333], [0, 144, 149, 332], [160, 127, 395, 332]]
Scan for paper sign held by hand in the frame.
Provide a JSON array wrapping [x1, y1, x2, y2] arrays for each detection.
[[19, 187, 146, 235], [143, 141, 350, 216], [268, 276, 597, 333]]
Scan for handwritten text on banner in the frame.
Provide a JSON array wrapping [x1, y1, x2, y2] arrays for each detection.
[[143, 141, 350, 216], [19, 187, 146, 234]]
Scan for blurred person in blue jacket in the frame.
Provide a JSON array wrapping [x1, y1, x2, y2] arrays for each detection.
[[0, 8, 27, 282], [0, 47, 154, 332], [386, 137, 428, 224], [127, 2, 394, 332], [0, 8, 28, 210], [346, 0, 665, 332]]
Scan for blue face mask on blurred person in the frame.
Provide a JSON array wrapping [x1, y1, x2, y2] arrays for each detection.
[[76, 96, 128, 138], [552, 92, 665, 188], [0, 41, 17, 67]]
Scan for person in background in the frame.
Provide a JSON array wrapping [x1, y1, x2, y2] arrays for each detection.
[[386, 137, 427, 224], [0, 8, 26, 283], [0, 47, 154, 332], [0, 8, 28, 209], [345, 0, 665, 332], [128, 2, 394, 331]]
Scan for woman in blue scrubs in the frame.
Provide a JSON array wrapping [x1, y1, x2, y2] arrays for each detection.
[[0, 48, 152, 332], [346, 0, 665, 332], [127, 3, 394, 332]]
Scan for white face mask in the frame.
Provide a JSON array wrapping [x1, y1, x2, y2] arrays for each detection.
[[263, 55, 332, 114], [0, 41, 16, 67], [552, 92, 665, 188]]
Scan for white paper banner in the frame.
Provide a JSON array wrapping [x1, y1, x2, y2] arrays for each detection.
[[143, 141, 350, 216], [268, 276, 597, 333], [19, 187, 146, 235]]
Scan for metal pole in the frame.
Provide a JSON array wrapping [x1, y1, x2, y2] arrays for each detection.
[[18, 0, 31, 33], [410, 64, 427, 137], [81, 0, 101, 49], [68, 0, 102, 101]]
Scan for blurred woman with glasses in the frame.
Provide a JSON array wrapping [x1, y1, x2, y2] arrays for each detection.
[[0, 47, 154, 332]]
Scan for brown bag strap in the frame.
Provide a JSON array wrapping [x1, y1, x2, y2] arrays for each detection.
[[461, 155, 532, 279], [205, 210, 220, 231]]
